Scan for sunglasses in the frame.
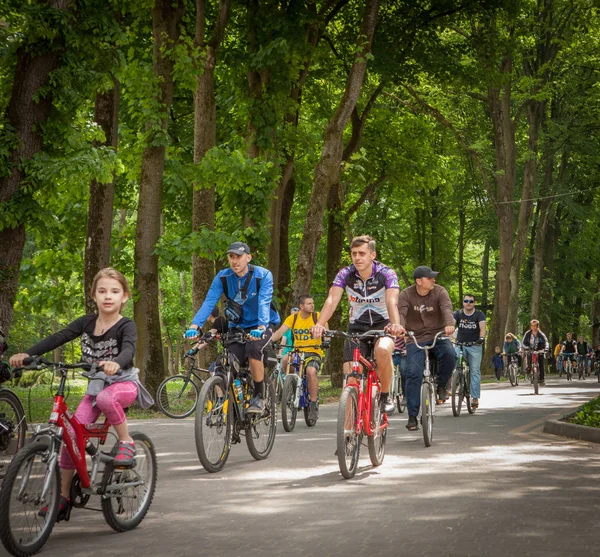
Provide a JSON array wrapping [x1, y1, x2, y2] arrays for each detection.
[[463, 299, 475, 303]]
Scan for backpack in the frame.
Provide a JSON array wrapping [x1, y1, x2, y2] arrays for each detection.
[[291, 311, 318, 330], [220, 265, 278, 324]]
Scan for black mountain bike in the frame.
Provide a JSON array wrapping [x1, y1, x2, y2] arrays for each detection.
[[194, 332, 277, 473], [156, 343, 211, 418]]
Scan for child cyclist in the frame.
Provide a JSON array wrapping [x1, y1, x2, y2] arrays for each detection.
[[9, 267, 153, 520]]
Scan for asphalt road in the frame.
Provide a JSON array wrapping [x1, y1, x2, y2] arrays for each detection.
[[3, 376, 599, 557]]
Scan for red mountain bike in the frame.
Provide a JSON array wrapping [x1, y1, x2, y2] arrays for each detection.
[[0, 357, 157, 557], [325, 330, 390, 479]]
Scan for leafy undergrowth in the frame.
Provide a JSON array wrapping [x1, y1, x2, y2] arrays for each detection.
[[569, 395, 600, 428]]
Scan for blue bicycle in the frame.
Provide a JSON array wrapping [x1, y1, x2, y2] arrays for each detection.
[[281, 347, 322, 432]]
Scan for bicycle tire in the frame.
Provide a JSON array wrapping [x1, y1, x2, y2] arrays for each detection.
[[421, 382, 433, 447], [578, 361, 584, 380], [272, 367, 285, 404], [0, 441, 60, 557], [101, 431, 157, 532], [337, 386, 360, 479], [245, 375, 276, 460], [194, 375, 232, 473], [156, 374, 200, 419], [508, 363, 517, 387], [281, 374, 298, 432], [533, 363, 539, 395], [367, 387, 386, 467], [451, 370, 463, 417], [393, 373, 406, 413], [0, 390, 27, 478]]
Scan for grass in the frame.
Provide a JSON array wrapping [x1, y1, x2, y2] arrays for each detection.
[[568, 395, 600, 428]]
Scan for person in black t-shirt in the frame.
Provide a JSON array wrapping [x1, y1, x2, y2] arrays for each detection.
[[560, 333, 577, 363], [10, 268, 152, 521], [453, 293, 486, 409]]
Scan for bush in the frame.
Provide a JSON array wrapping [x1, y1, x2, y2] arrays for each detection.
[[570, 396, 600, 428]]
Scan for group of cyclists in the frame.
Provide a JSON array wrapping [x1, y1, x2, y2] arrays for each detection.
[[2, 233, 597, 535]]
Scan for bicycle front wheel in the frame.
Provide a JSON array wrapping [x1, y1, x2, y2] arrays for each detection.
[[367, 387, 386, 467], [101, 431, 157, 532], [337, 386, 361, 479], [281, 374, 298, 432], [451, 370, 463, 417], [195, 375, 232, 473], [272, 367, 284, 404], [533, 364, 539, 394], [245, 376, 276, 460], [0, 441, 60, 557], [0, 390, 27, 479], [421, 382, 434, 447], [156, 374, 200, 419], [508, 363, 517, 386]]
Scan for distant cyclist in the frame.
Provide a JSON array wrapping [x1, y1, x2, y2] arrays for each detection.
[[521, 319, 550, 384], [185, 241, 280, 414], [271, 295, 326, 422], [503, 332, 522, 371], [576, 335, 590, 378], [560, 332, 578, 376], [310, 235, 403, 415]]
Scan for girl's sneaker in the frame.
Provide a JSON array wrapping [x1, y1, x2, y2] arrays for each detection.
[[114, 441, 136, 468], [38, 496, 72, 521]]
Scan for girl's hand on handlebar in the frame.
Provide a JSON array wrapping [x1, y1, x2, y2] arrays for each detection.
[[99, 361, 120, 376], [9, 353, 30, 368]]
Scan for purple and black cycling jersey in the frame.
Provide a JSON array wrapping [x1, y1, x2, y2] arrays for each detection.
[[333, 261, 399, 328]]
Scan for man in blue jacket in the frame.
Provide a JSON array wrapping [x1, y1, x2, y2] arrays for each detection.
[[185, 242, 280, 413]]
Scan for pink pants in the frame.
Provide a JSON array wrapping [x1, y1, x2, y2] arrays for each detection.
[[60, 382, 138, 470]]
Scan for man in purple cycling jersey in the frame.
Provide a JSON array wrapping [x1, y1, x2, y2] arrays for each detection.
[[311, 235, 404, 414]]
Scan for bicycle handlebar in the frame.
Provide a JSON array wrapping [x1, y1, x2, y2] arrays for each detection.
[[323, 329, 392, 341], [13, 356, 106, 375], [407, 331, 447, 351]]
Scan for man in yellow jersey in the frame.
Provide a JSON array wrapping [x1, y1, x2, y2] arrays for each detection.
[[270, 295, 327, 422]]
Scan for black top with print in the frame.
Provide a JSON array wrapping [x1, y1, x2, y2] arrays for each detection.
[[26, 314, 136, 370]]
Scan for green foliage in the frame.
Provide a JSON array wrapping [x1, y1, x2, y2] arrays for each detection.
[[570, 396, 600, 428]]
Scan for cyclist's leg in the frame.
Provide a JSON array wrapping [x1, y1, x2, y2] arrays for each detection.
[[405, 343, 425, 418], [464, 345, 482, 400], [399, 354, 408, 395], [304, 357, 321, 402], [374, 336, 394, 393], [431, 340, 457, 398], [539, 356, 546, 382], [245, 328, 273, 401]]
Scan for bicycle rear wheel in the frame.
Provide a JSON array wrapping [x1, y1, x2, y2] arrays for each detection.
[[533, 364, 539, 395], [367, 387, 386, 467], [393, 372, 405, 413], [101, 431, 157, 532], [281, 374, 298, 432], [272, 367, 284, 404], [337, 386, 361, 479], [0, 441, 60, 557], [0, 390, 27, 479], [156, 374, 200, 419], [245, 376, 276, 460], [451, 370, 463, 417], [421, 382, 434, 447], [194, 375, 232, 472]]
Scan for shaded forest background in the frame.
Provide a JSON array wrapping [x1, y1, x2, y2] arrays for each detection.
[[1, 0, 600, 393]]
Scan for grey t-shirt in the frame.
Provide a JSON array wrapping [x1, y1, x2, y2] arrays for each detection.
[[398, 284, 455, 344]]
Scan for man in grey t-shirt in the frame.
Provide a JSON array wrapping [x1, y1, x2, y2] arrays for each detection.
[[398, 266, 457, 431]]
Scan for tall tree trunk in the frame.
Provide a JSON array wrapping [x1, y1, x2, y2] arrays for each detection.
[[505, 100, 544, 332], [0, 7, 66, 332], [480, 239, 490, 313], [277, 175, 296, 310], [191, 0, 230, 315], [134, 0, 184, 396], [457, 208, 466, 303], [592, 274, 600, 348], [84, 83, 120, 313], [291, 0, 380, 300]]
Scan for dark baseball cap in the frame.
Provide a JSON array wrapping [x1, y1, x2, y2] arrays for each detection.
[[227, 241, 250, 255], [413, 266, 439, 279]]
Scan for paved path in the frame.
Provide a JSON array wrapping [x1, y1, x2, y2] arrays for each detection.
[[6, 377, 600, 557]]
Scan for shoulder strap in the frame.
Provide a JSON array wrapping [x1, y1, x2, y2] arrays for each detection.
[[220, 275, 228, 299], [292, 312, 299, 330], [239, 265, 255, 300]]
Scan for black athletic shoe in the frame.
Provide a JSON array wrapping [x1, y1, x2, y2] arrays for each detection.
[[406, 416, 419, 431]]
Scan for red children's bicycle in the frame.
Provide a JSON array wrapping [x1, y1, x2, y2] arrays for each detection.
[[0, 357, 157, 557], [325, 330, 390, 479]]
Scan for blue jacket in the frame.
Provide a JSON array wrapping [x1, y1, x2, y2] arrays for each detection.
[[191, 266, 280, 329]]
